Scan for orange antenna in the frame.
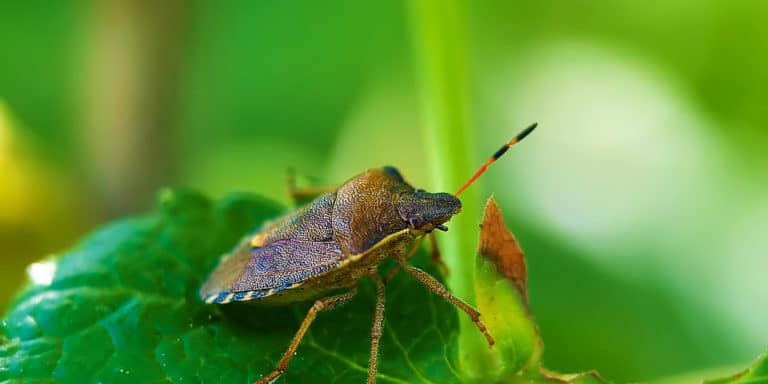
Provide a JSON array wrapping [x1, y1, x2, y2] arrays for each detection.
[[454, 122, 538, 196]]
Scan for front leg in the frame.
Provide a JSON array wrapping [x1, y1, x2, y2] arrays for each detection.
[[402, 265, 495, 347], [383, 236, 424, 283], [383, 234, 448, 283]]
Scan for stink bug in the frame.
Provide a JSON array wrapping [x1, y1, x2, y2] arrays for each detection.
[[200, 123, 537, 384]]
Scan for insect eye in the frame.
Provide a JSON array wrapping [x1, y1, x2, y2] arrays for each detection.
[[414, 189, 425, 193]]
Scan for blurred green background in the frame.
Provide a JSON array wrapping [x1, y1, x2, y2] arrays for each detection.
[[1, 1, 766, 382]]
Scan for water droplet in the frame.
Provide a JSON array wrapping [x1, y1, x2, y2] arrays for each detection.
[[27, 261, 56, 286]]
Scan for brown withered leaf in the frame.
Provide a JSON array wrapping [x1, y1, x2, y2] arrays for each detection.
[[470, 196, 541, 379], [479, 196, 528, 306], [474, 197, 609, 383]]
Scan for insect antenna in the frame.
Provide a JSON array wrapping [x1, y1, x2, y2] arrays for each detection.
[[454, 122, 538, 196]]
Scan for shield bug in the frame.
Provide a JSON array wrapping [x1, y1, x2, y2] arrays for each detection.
[[200, 123, 537, 384]]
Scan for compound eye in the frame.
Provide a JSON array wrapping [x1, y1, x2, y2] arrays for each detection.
[[408, 217, 420, 229]]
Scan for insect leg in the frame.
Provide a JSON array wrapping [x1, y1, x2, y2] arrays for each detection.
[[428, 233, 450, 277], [383, 236, 424, 283], [402, 265, 495, 347], [287, 168, 337, 203], [367, 273, 386, 384], [256, 287, 359, 384]]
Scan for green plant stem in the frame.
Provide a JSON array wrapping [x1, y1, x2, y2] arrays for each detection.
[[409, 0, 492, 379]]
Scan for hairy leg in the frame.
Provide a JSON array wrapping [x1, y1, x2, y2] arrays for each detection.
[[367, 273, 386, 384], [403, 265, 495, 346], [383, 235, 424, 283], [256, 287, 359, 384]]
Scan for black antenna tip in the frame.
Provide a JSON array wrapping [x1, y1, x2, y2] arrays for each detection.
[[516, 122, 538, 142]]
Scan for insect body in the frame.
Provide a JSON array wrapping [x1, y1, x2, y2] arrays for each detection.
[[202, 167, 457, 305], [200, 123, 537, 384]]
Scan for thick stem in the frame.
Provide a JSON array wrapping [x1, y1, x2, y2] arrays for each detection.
[[408, 0, 493, 379]]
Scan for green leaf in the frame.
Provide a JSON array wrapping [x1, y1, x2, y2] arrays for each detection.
[[471, 197, 608, 384], [705, 349, 768, 384], [0, 189, 463, 383], [473, 197, 541, 380]]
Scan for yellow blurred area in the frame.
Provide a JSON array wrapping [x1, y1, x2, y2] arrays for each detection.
[[0, 101, 46, 224], [0, 101, 87, 307]]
